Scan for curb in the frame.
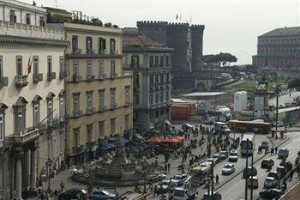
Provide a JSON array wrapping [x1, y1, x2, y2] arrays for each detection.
[[214, 136, 290, 191]]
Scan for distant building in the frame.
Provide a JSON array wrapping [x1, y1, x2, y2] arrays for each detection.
[[122, 30, 172, 132], [0, 0, 67, 199], [137, 21, 205, 90], [253, 26, 300, 71]]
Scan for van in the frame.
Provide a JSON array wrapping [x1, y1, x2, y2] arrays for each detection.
[[215, 122, 231, 134]]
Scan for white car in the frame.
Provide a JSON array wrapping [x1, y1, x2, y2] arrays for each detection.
[[222, 163, 235, 175], [171, 174, 188, 186], [228, 150, 239, 162]]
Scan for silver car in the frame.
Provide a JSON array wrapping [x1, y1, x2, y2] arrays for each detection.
[[222, 163, 235, 175]]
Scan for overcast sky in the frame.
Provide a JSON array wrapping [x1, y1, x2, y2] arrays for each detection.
[[21, 0, 300, 64]]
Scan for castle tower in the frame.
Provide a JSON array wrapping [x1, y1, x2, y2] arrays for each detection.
[[137, 21, 168, 45], [191, 25, 205, 71]]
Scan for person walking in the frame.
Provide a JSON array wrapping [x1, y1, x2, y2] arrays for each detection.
[[167, 162, 171, 172], [215, 174, 219, 185], [60, 180, 65, 193], [275, 146, 278, 155]]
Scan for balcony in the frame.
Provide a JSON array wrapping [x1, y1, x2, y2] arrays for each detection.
[[59, 71, 67, 80], [86, 49, 96, 55], [86, 107, 95, 115], [47, 72, 56, 81], [72, 48, 82, 54], [33, 73, 43, 83], [73, 110, 82, 118], [98, 105, 107, 112], [72, 74, 82, 83], [110, 73, 118, 79], [86, 75, 95, 81], [99, 49, 107, 55], [14, 75, 28, 87], [110, 103, 118, 110], [10, 128, 39, 145], [98, 73, 107, 80], [0, 77, 8, 87]]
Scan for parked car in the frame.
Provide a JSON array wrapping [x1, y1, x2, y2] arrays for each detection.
[[264, 177, 279, 189], [276, 166, 288, 178], [259, 141, 269, 150], [158, 179, 175, 194], [202, 191, 222, 200], [181, 123, 193, 131], [219, 150, 228, 160], [171, 173, 188, 186], [261, 158, 274, 169], [58, 188, 88, 200], [247, 176, 258, 189], [228, 149, 239, 162], [206, 157, 218, 165], [271, 121, 284, 127], [243, 166, 257, 178], [222, 163, 235, 175], [212, 153, 222, 163], [267, 171, 280, 180], [173, 187, 198, 200], [278, 148, 289, 159], [259, 189, 284, 199], [89, 188, 117, 200]]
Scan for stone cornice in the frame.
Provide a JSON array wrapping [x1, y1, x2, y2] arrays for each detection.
[[123, 46, 173, 53], [0, 35, 68, 47]]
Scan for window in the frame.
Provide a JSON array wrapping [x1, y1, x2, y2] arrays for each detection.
[[47, 99, 53, 127], [59, 95, 65, 122], [73, 128, 80, 147], [134, 74, 139, 86], [131, 55, 139, 68], [33, 56, 39, 74], [86, 124, 93, 143], [26, 13, 31, 25], [86, 91, 93, 112], [125, 115, 129, 131], [47, 56, 52, 73], [39, 16, 45, 26], [87, 60, 92, 77], [110, 38, 116, 54], [72, 35, 79, 51], [59, 56, 64, 73], [149, 92, 153, 105], [86, 37, 93, 54], [73, 61, 79, 78], [160, 90, 164, 102], [160, 74, 164, 83], [166, 89, 169, 101], [73, 93, 80, 114], [166, 55, 169, 66], [155, 91, 159, 103], [134, 93, 139, 106], [110, 60, 115, 76], [99, 38, 106, 54], [99, 60, 104, 76], [160, 56, 164, 67], [0, 56, 3, 78], [110, 88, 116, 106], [33, 103, 40, 128], [110, 118, 116, 135], [125, 86, 130, 104], [0, 114, 4, 141], [150, 75, 153, 84], [16, 56, 23, 76], [98, 89, 105, 109], [150, 56, 153, 68], [155, 56, 158, 66], [10, 10, 16, 23], [98, 121, 105, 138], [14, 107, 26, 136]]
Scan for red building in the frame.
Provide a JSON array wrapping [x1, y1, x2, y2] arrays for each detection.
[[253, 27, 300, 70]]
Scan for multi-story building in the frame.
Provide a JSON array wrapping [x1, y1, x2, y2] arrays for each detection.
[[47, 9, 133, 166], [137, 21, 205, 90], [253, 26, 300, 71], [0, 0, 67, 199], [122, 29, 173, 132]]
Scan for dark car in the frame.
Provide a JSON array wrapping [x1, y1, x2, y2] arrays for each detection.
[[212, 153, 222, 163], [89, 188, 117, 199], [267, 171, 280, 180], [261, 158, 274, 169], [264, 177, 278, 189], [278, 148, 289, 159], [259, 141, 269, 150], [202, 191, 222, 200], [58, 188, 88, 200], [259, 189, 284, 199], [243, 166, 257, 178]]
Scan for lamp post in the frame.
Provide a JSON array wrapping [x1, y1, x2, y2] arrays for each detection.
[[245, 139, 249, 200], [275, 84, 281, 139]]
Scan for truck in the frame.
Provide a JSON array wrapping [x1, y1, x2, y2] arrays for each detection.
[[172, 187, 198, 200]]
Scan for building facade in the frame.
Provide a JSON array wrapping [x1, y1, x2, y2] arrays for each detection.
[[253, 26, 300, 71], [137, 21, 205, 90], [0, 1, 67, 199], [47, 9, 133, 166], [122, 30, 172, 133]]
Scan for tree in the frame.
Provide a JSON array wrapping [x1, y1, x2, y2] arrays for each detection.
[[203, 52, 237, 67], [288, 78, 300, 90]]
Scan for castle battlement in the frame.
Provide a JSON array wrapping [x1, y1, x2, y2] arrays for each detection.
[[137, 21, 168, 25], [168, 22, 189, 27]]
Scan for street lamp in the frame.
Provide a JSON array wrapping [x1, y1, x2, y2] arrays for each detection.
[[275, 84, 281, 139]]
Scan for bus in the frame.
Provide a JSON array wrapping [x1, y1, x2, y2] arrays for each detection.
[[240, 133, 255, 156], [228, 120, 271, 134]]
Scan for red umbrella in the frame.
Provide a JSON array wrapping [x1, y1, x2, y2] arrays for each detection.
[[146, 136, 162, 143]]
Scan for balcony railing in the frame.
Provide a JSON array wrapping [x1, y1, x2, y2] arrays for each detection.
[[47, 72, 56, 81], [73, 110, 82, 118], [59, 71, 67, 80], [110, 103, 118, 109], [98, 105, 107, 112], [110, 73, 118, 79], [86, 75, 95, 81], [0, 77, 8, 87], [98, 73, 107, 80], [14, 75, 28, 87], [72, 74, 82, 83], [86, 107, 95, 115], [10, 128, 39, 144], [0, 21, 64, 40], [72, 48, 82, 54], [33, 73, 43, 83]]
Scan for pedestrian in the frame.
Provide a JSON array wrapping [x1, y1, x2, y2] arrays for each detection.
[[153, 185, 157, 196], [60, 180, 65, 193], [164, 163, 168, 173], [167, 162, 171, 172], [271, 147, 274, 155], [275, 147, 278, 155], [289, 169, 294, 181], [215, 174, 219, 185]]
